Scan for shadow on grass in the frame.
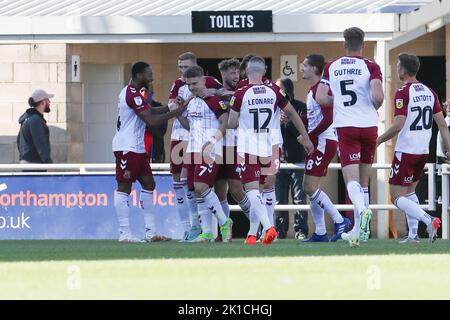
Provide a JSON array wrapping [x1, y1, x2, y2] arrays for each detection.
[[0, 239, 450, 262]]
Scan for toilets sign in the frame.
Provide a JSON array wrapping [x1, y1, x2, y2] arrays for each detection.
[[192, 11, 272, 33]]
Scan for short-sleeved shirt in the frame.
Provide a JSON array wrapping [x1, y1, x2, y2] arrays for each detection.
[[394, 82, 442, 154], [237, 77, 282, 146], [169, 76, 222, 141], [320, 56, 382, 128], [231, 83, 288, 157], [112, 84, 150, 153], [186, 95, 228, 158], [307, 82, 337, 141]]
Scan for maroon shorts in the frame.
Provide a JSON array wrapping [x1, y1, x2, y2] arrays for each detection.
[[237, 153, 274, 184], [389, 152, 428, 186], [305, 139, 338, 177], [336, 126, 377, 167], [170, 140, 187, 174], [223, 146, 241, 181], [184, 153, 220, 190], [114, 151, 152, 183]]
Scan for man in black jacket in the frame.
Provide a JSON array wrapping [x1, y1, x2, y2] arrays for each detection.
[[17, 89, 54, 164], [275, 78, 308, 239]]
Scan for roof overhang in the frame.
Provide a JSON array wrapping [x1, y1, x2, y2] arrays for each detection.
[[0, 13, 395, 43], [390, 0, 450, 49]]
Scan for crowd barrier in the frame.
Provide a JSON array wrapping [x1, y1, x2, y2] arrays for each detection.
[[0, 163, 440, 239]]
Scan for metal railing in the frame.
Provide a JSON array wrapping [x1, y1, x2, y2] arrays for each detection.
[[0, 162, 435, 210], [439, 164, 450, 239], [0, 162, 438, 237]]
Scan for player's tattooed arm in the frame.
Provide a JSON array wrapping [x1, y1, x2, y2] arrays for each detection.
[[202, 113, 228, 154], [227, 110, 239, 129], [376, 115, 406, 147]]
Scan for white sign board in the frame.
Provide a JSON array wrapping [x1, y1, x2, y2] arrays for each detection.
[[280, 55, 297, 82], [71, 55, 80, 82]]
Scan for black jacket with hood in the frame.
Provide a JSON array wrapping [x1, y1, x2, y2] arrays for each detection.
[[17, 108, 52, 163]]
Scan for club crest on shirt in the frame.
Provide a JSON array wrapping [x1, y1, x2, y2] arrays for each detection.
[[134, 96, 143, 106], [396, 99, 403, 109], [219, 101, 228, 110]]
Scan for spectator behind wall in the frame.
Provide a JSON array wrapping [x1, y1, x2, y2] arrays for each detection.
[[17, 89, 54, 167]]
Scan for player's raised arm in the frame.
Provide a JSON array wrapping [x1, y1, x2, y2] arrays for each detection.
[[176, 112, 190, 130], [228, 110, 239, 129], [227, 91, 242, 129], [216, 112, 228, 141], [138, 104, 184, 127], [203, 112, 228, 154]]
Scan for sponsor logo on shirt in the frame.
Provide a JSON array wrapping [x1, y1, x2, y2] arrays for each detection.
[[404, 175, 414, 184], [252, 87, 266, 94], [341, 58, 356, 65]]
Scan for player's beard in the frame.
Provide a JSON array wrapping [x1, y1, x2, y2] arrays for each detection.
[[225, 79, 237, 90], [44, 102, 51, 113]]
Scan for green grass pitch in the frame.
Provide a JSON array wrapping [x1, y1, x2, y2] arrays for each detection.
[[1, 239, 450, 299]]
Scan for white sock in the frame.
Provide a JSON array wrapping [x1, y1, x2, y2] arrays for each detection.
[[114, 190, 130, 234], [202, 188, 227, 226], [311, 189, 343, 224], [362, 187, 370, 207], [405, 193, 420, 238], [186, 189, 200, 227], [395, 196, 432, 225], [173, 181, 191, 232], [248, 211, 260, 236], [246, 189, 271, 230], [140, 189, 156, 236], [309, 194, 326, 236], [262, 188, 275, 226], [347, 181, 365, 234], [196, 198, 212, 234], [406, 215, 419, 238], [238, 195, 251, 220], [220, 200, 231, 218]]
